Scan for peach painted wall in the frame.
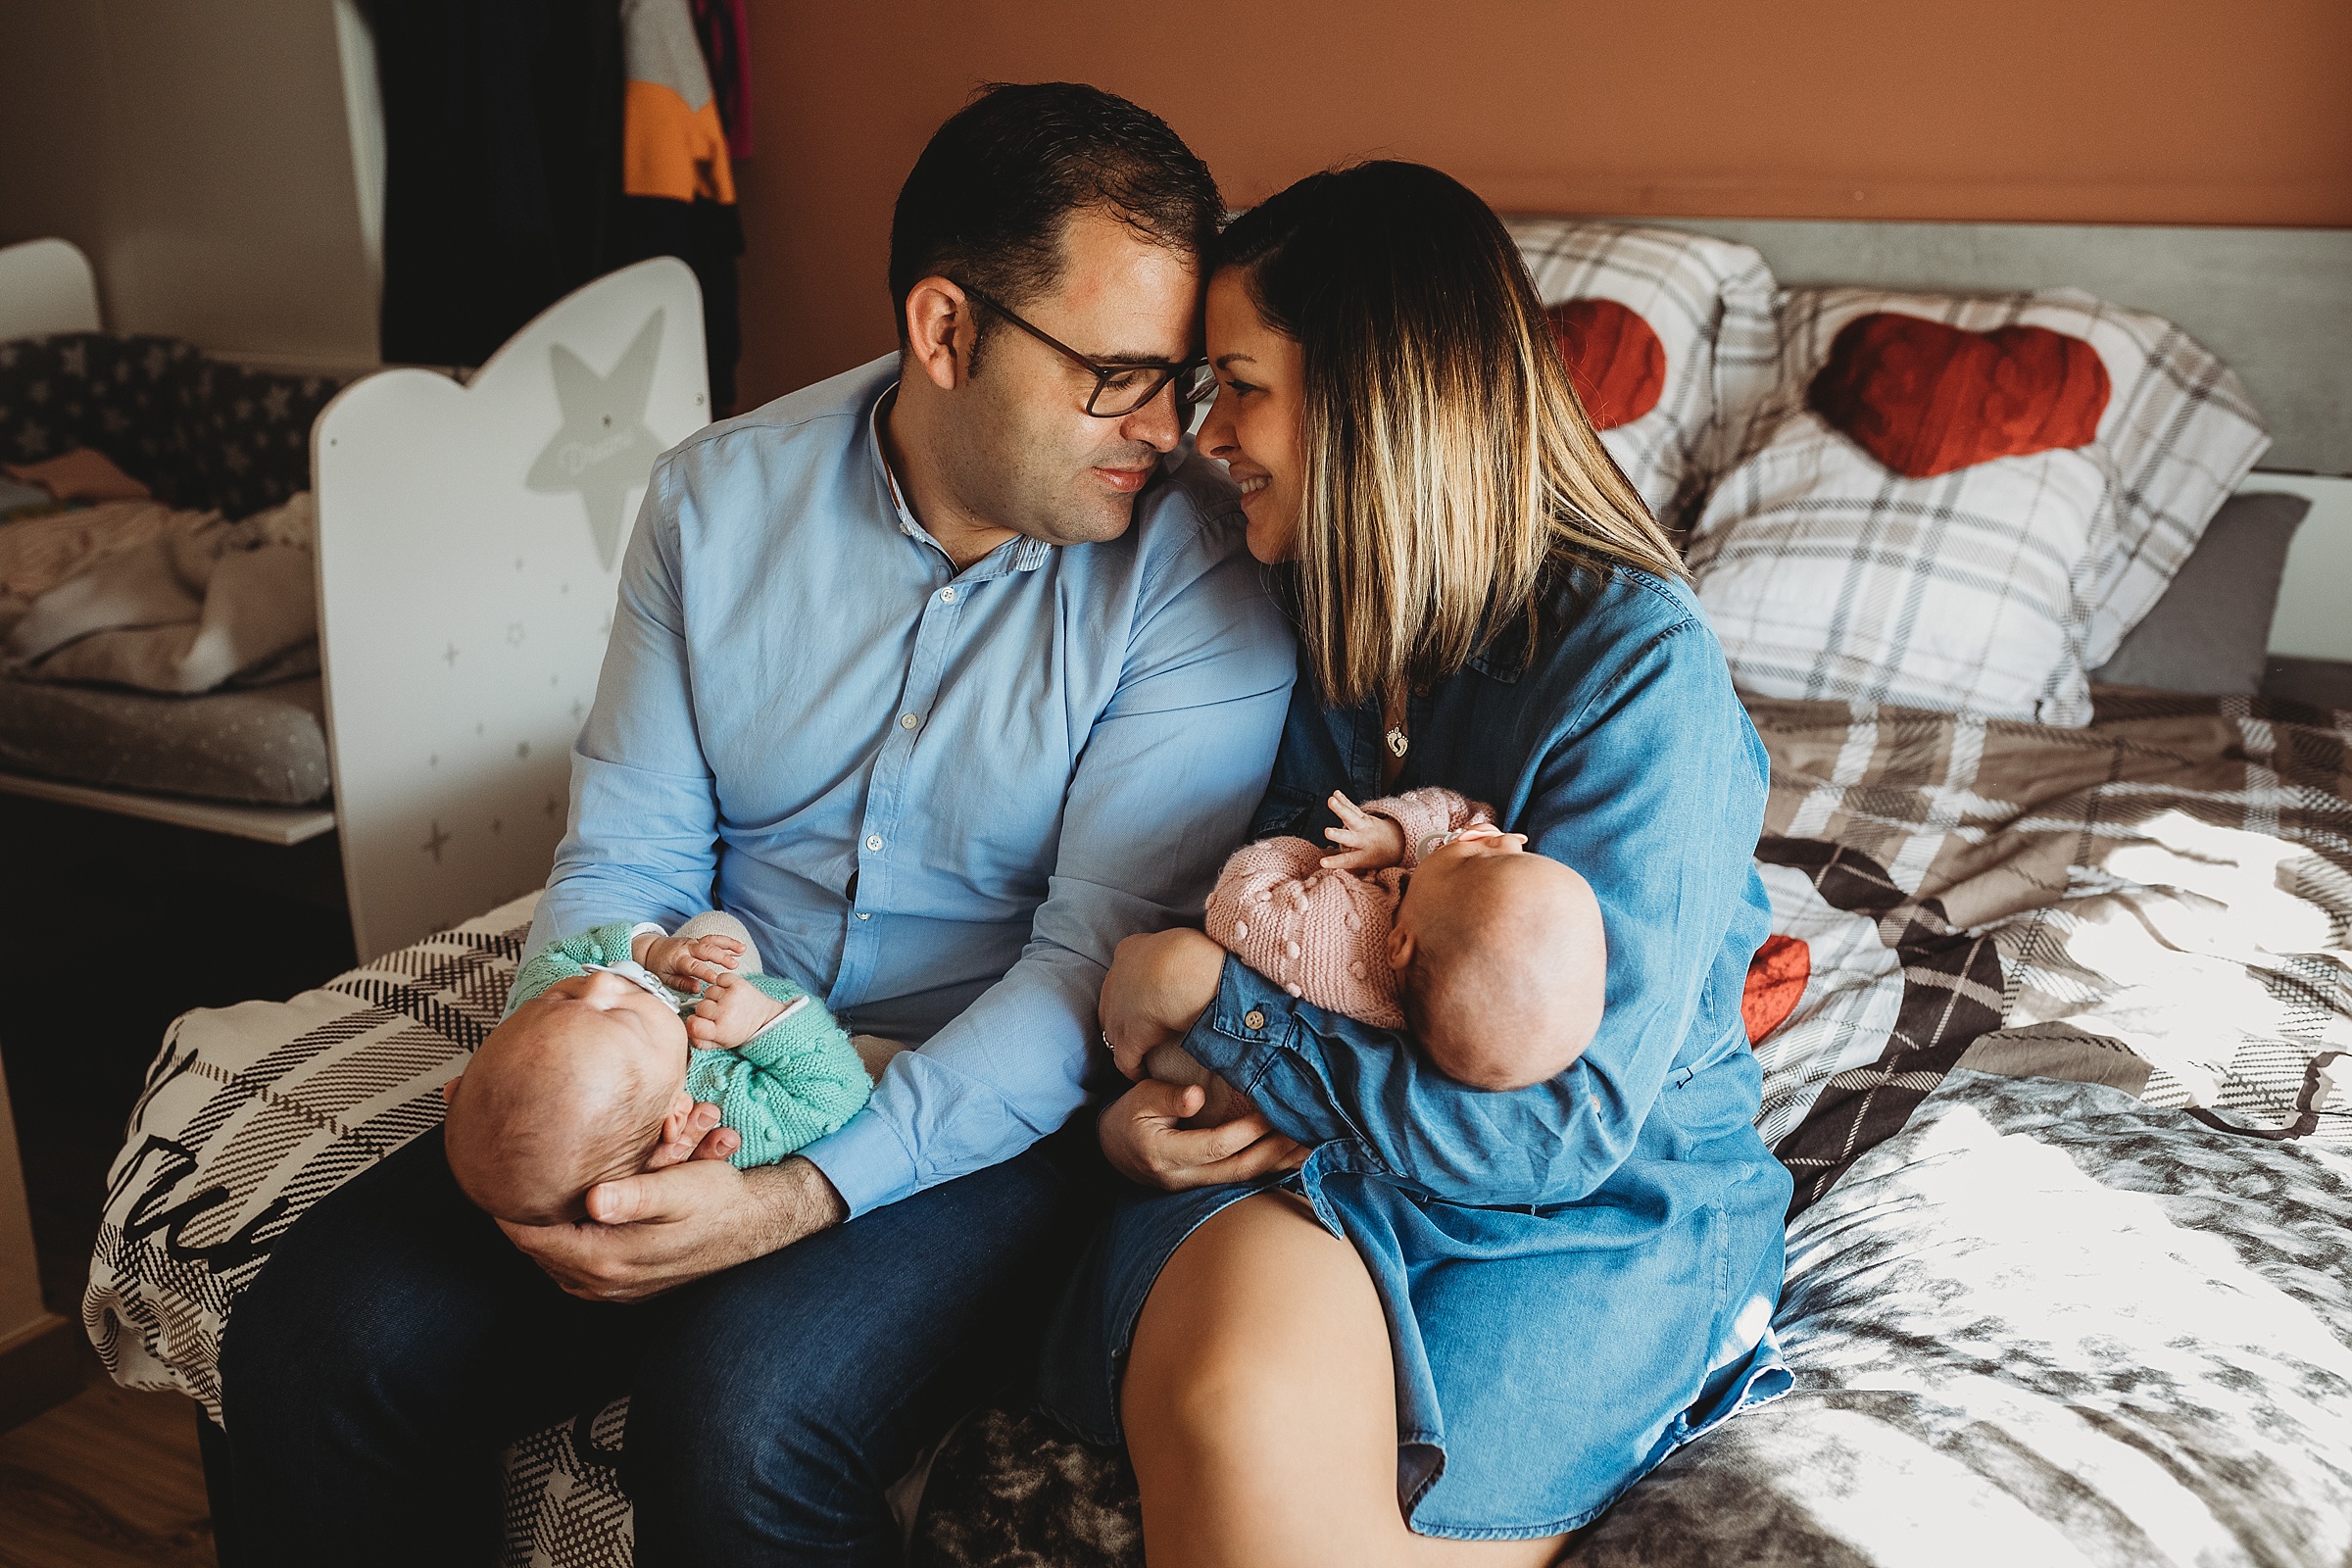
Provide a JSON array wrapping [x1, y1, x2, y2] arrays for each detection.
[[734, 0, 2352, 408]]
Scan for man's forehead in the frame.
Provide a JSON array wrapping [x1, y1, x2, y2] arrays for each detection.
[[1027, 210, 1201, 362]]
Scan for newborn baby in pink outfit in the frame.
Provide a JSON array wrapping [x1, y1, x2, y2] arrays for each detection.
[[1147, 788, 1606, 1118]]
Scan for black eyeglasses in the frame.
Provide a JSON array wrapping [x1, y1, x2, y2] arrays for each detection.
[[956, 282, 1215, 417]]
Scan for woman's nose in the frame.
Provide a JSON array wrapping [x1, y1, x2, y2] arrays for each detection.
[[1196, 391, 1235, 457]]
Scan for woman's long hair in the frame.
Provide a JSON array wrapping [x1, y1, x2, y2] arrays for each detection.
[[1216, 162, 1682, 708]]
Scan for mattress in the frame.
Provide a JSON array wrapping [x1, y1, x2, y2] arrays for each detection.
[[0, 672, 331, 807], [82, 690, 2352, 1567]]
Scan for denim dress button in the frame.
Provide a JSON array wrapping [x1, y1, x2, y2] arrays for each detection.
[[1244, 1009, 1266, 1031]]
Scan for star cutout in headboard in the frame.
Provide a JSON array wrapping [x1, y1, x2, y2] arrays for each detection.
[[525, 308, 666, 569]]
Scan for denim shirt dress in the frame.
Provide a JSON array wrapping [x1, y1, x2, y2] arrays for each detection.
[[1037, 565, 1795, 1540]]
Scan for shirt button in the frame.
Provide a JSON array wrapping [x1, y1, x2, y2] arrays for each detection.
[[899, 712, 919, 730], [857, 911, 871, 920], [938, 587, 956, 603], [865, 834, 883, 852], [1244, 1009, 1266, 1031]]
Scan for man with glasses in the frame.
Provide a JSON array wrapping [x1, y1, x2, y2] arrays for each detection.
[[220, 82, 1296, 1565]]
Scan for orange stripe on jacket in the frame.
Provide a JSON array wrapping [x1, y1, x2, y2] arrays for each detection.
[[624, 78, 736, 205]]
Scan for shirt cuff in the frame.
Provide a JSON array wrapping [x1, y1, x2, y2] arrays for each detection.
[[798, 1107, 919, 1220], [1181, 954, 1298, 1087]]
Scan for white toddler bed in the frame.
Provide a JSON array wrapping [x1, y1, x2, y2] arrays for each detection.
[[312, 254, 709, 959], [0, 238, 710, 963]]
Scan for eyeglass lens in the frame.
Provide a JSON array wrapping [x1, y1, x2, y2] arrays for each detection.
[[1088, 362, 1217, 417]]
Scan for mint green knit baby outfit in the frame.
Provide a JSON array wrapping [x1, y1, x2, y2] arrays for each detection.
[[507, 920, 870, 1167]]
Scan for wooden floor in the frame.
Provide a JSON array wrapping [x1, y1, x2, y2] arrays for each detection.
[[0, 796, 355, 1568], [0, 1362, 215, 1568]]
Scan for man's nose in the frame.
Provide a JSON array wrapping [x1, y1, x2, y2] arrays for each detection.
[[1118, 376, 1185, 453]]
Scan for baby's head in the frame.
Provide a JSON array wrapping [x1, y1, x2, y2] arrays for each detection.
[[442, 969, 696, 1224], [1391, 830, 1606, 1091]]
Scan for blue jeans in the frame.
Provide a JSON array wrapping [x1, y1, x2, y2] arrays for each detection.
[[218, 1121, 1108, 1566]]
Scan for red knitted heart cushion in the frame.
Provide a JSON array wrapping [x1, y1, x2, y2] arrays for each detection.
[[1545, 298, 1667, 430], [1808, 312, 2111, 479], [1741, 932, 1809, 1044]]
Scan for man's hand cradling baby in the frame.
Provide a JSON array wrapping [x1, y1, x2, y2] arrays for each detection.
[[499, 1156, 848, 1303]]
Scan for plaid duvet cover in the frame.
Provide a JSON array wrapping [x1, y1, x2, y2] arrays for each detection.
[[84, 693, 2352, 1566]]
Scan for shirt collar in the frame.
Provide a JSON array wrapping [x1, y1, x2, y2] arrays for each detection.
[[580, 959, 689, 1009], [867, 385, 1055, 578], [1461, 564, 1610, 684]]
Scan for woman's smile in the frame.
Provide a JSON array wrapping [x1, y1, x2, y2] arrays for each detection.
[[1198, 268, 1307, 563]]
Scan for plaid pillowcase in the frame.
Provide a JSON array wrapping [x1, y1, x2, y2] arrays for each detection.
[[1507, 220, 1778, 528], [1690, 287, 2269, 724]]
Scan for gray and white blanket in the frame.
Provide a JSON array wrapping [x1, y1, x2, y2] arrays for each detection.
[[83, 692, 2352, 1566], [1571, 1068, 2352, 1568], [2, 492, 319, 692]]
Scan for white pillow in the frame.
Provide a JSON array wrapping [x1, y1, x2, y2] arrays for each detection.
[[1508, 220, 1778, 527], [1690, 287, 2268, 725]]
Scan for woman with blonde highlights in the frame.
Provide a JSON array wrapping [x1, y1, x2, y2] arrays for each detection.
[[1044, 163, 1793, 1564]]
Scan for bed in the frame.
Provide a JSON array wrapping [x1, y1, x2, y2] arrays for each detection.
[[0, 239, 710, 964], [80, 217, 2352, 1567], [0, 238, 348, 843]]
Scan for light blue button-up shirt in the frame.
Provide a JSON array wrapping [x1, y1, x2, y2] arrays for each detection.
[[524, 356, 1296, 1216]]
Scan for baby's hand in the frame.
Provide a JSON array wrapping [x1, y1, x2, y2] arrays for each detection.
[[687, 971, 787, 1050], [636, 931, 746, 995], [1321, 790, 1407, 870]]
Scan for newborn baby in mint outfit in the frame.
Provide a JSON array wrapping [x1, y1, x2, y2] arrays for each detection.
[[442, 911, 871, 1225]]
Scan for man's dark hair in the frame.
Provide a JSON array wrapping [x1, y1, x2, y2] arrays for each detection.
[[889, 82, 1220, 361]]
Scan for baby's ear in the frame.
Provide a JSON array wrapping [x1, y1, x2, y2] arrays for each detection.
[[1387, 924, 1416, 972], [440, 1074, 463, 1107], [660, 1089, 696, 1146]]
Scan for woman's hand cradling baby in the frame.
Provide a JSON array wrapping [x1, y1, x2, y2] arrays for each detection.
[[1321, 790, 1407, 870], [1098, 927, 1230, 1080]]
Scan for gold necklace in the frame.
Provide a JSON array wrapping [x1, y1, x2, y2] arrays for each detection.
[[1383, 688, 1409, 760]]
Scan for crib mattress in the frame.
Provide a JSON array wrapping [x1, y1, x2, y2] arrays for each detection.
[[0, 673, 331, 806]]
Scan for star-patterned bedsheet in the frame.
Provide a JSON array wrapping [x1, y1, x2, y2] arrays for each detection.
[[81, 690, 2352, 1567], [0, 331, 339, 519]]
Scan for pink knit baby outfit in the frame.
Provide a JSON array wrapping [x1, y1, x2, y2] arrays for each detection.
[[1202, 788, 1494, 1028]]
